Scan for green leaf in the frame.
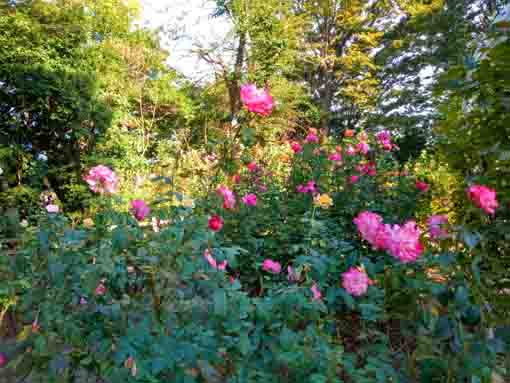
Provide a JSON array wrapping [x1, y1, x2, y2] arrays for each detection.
[[338, 288, 355, 310], [213, 289, 227, 317], [112, 227, 128, 250], [309, 374, 327, 383], [455, 286, 470, 308], [239, 332, 250, 355], [471, 255, 482, 285]]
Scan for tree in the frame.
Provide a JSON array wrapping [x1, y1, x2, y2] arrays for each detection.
[[0, 0, 193, 211], [370, 0, 502, 149]]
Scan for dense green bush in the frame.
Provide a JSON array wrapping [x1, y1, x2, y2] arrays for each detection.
[[1, 127, 508, 382]]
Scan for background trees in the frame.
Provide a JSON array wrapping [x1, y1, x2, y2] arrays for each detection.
[[0, 0, 193, 212]]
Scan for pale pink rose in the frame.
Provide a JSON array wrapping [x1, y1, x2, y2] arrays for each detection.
[[328, 152, 342, 162], [311, 283, 322, 301], [416, 181, 430, 193], [290, 142, 303, 153], [262, 259, 281, 274], [385, 221, 424, 263], [467, 184, 498, 215], [353, 211, 385, 250], [45, 204, 59, 213], [84, 165, 118, 194], [242, 193, 257, 206], [240, 84, 274, 116], [346, 145, 357, 156], [130, 199, 150, 221], [342, 267, 371, 297]]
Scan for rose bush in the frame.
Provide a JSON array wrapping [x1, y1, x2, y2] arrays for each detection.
[[0, 90, 509, 382]]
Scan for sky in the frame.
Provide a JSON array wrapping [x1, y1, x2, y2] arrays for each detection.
[[140, 0, 231, 81]]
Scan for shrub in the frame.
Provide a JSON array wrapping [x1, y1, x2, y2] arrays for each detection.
[[1, 123, 508, 382]]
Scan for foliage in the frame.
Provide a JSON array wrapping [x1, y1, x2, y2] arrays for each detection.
[[1, 129, 508, 382], [433, 9, 510, 321], [0, 0, 194, 213], [1, 0, 510, 382]]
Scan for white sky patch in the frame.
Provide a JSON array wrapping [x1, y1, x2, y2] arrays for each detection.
[[140, 0, 232, 81]]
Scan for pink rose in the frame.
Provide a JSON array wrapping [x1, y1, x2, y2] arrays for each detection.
[[350, 175, 360, 184], [467, 184, 498, 215], [346, 145, 357, 156], [130, 199, 150, 221], [305, 128, 319, 143], [204, 249, 228, 271], [342, 267, 371, 297], [311, 283, 322, 301], [95, 282, 106, 296], [356, 142, 370, 155], [353, 211, 386, 250], [297, 180, 317, 194], [247, 162, 259, 173], [242, 193, 257, 206], [84, 165, 118, 194], [328, 152, 342, 162], [232, 174, 241, 184], [217, 185, 236, 209], [357, 162, 376, 176], [375, 130, 391, 143], [384, 221, 424, 263], [262, 259, 281, 274], [208, 215, 224, 232], [375, 130, 394, 151], [416, 181, 430, 193], [240, 84, 274, 116], [290, 142, 303, 153], [427, 214, 449, 240]]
